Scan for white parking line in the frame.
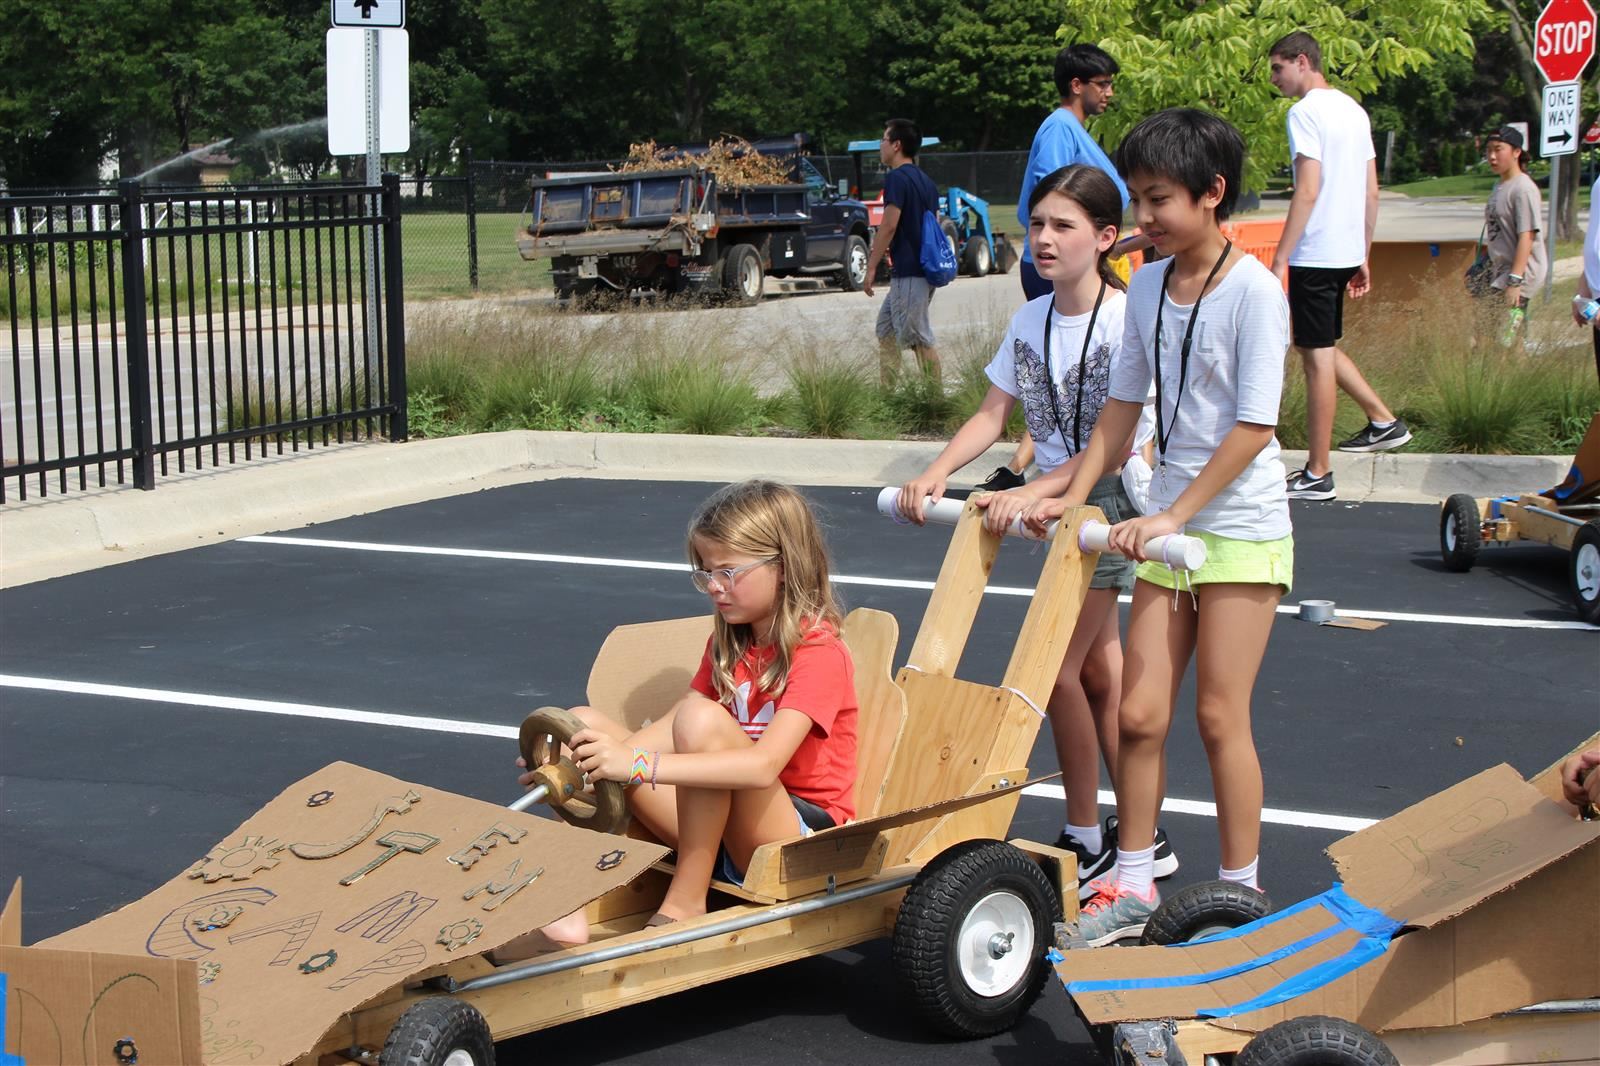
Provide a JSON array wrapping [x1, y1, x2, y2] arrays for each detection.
[[0, 672, 1375, 833], [240, 535, 1600, 631]]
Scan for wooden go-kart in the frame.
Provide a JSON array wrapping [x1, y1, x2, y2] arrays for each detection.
[[308, 493, 1159, 1063], [18, 492, 1192, 1066], [1440, 412, 1600, 624]]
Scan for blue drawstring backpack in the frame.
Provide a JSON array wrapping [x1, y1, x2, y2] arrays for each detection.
[[919, 210, 958, 287]]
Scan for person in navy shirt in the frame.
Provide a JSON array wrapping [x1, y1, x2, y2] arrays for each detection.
[[865, 118, 943, 384]]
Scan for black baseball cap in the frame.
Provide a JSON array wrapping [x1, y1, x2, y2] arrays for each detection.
[[1486, 125, 1525, 150]]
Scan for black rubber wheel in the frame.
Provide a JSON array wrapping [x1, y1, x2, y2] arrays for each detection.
[[892, 839, 1060, 1039], [551, 273, 597, 305], [992, 233, 1017, 274], [1439, 493, 1482, 572], [380, 997, 495, 1066], [1235, 1015, 1398, 1066], [839, 233, 870, 291], [961, 236, 993, 277], [939, 219, 961, 270], [1569, 520, 1600, 625], [1140, 879, 1272, 946], [721, 243, 764, 305]]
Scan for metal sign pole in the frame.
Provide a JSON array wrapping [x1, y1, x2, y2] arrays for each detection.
[[1546, 155, 1559, 299], [364, 27, 382, 378]]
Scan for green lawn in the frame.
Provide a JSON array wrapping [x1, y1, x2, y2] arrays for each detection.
[[1385, 172, 1593, 207], [401, 211, 548, 299]]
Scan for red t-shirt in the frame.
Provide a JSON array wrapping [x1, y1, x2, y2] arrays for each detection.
[[689, 626, 858, 824]]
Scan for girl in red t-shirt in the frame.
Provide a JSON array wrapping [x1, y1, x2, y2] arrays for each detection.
[[518, 479, 858, 931]]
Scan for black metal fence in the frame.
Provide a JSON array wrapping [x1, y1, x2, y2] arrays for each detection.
[[1, 175, 407, 501]]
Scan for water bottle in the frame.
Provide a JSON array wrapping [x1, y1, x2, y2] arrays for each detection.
[[1499, 306, 1526, 347], [1574, 294, 1600, 325]]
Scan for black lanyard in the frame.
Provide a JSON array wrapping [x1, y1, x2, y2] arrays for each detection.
[[1041, 280, 1106, 455], [1153, 241, 1232, 465]]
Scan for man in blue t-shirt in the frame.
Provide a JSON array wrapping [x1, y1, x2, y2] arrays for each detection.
[[865, 118, 942, 384], [977, 43, 1140, 492], [1017, 44, 1129, 302]]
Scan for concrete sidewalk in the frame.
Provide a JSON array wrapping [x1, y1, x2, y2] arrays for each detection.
[[0, 431, 1572, 588]]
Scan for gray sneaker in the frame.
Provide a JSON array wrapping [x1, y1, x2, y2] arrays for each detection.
[[1076, 879, 1161, 947]]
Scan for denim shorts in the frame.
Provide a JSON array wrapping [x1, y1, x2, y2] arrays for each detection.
[[1087, 472, 1139, 592], [717, 793, 835, 886]]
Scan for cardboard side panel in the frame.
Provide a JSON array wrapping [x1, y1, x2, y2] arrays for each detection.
[[0, 946, 202, 1064], [36, 762, 667, 1066], [1215, 845, 1599, 1035], [1330, 764, 1600, 929], [585, 615, 711, 732], [0, 879, 20, 948]]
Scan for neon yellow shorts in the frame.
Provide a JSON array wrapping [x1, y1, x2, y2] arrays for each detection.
[[1136, 531, 1294, 596]]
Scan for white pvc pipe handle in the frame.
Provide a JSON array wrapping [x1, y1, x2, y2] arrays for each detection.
[[876, 486, 1041, 539], [1078, 521, 1207, 571], [876, 487, 1208, 571]]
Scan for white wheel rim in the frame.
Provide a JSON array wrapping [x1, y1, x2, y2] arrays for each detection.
[[443, 1050, 477, 1066], [978, 242, 991, 271], [849, 243, 868, 284], [957, 890, 1033, 997], [1187, 922, 1235, 941], [1444, 514, 1459, 551], [740, 256, 761, 297], [1577, 543, 1600, 601]]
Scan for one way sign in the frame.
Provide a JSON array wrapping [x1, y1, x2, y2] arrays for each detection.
[[331, 0, 404, 28], [1541, 80, 1580, 157]]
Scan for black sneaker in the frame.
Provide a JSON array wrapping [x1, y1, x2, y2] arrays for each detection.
[[1056, 830, 1116, 901], [1285, 468, 1336, 501], [975, 466, 1025, 491], [1337, 419, 1413, 453], [1073, 817, 1180, 897]]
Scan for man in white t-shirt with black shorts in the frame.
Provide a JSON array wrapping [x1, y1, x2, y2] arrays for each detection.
[[1269, 30, 1410, 502]]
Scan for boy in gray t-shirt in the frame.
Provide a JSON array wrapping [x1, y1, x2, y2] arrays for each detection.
[[1483, 125, 1547, 303]]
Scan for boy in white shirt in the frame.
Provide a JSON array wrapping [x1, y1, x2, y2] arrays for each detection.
[[1269, 30, 1410, 502]]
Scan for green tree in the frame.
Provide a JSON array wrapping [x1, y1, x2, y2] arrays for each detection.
[[872, 0, 1062, 153], [1058, 0, 1490, 194]]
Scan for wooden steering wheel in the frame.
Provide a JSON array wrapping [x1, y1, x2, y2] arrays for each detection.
[[518, 706, 630, 835]]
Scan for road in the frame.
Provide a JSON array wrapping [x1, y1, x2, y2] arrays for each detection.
[[2, 479, 1594, 1065]]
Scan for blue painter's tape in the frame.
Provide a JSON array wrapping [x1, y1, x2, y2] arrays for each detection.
[[1046, 948, 1064, 964], [1196, 935, 1396, 1018], [0, 971, 27, 1066], [1489, 494, 1517, 521], [1064, 885, 1402, 1006]]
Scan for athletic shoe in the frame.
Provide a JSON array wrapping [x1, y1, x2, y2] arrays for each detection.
[[1285, 468, 1336, 501], [1076, 878, 1160, 947], [1055, 830, 1115, 902], [1337, 419, 1413, 453], [975, 466, 1025, 491], [1103, 816, 1181, 880]]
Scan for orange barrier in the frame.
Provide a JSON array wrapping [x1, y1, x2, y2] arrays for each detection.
[[1221, 219, 1287, 290], [1123, 219, 1288, 289]]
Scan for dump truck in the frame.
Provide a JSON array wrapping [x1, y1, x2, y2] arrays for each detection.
[[517, 139, 871, 305]]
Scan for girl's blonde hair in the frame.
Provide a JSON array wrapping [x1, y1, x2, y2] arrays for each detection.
[[687, 479, 842, 703]]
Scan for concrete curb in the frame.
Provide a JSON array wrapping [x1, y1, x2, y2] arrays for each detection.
[[0, 430, 1573, 588]]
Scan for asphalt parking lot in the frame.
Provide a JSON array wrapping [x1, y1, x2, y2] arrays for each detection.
[[2, 477, 1596, 1065]]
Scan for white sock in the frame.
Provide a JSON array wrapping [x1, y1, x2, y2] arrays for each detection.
[[1063, 821, 1102, 854], [1369, 419, 1395, 429], [1114, 844, 1156, 897], [1219, 857, 1260, 890]]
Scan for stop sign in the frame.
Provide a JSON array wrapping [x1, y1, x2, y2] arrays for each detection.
[[1535, 0, 1597, 83]]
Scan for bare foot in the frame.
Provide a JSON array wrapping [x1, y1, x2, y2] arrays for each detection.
[[489, 909, 590, 964]]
